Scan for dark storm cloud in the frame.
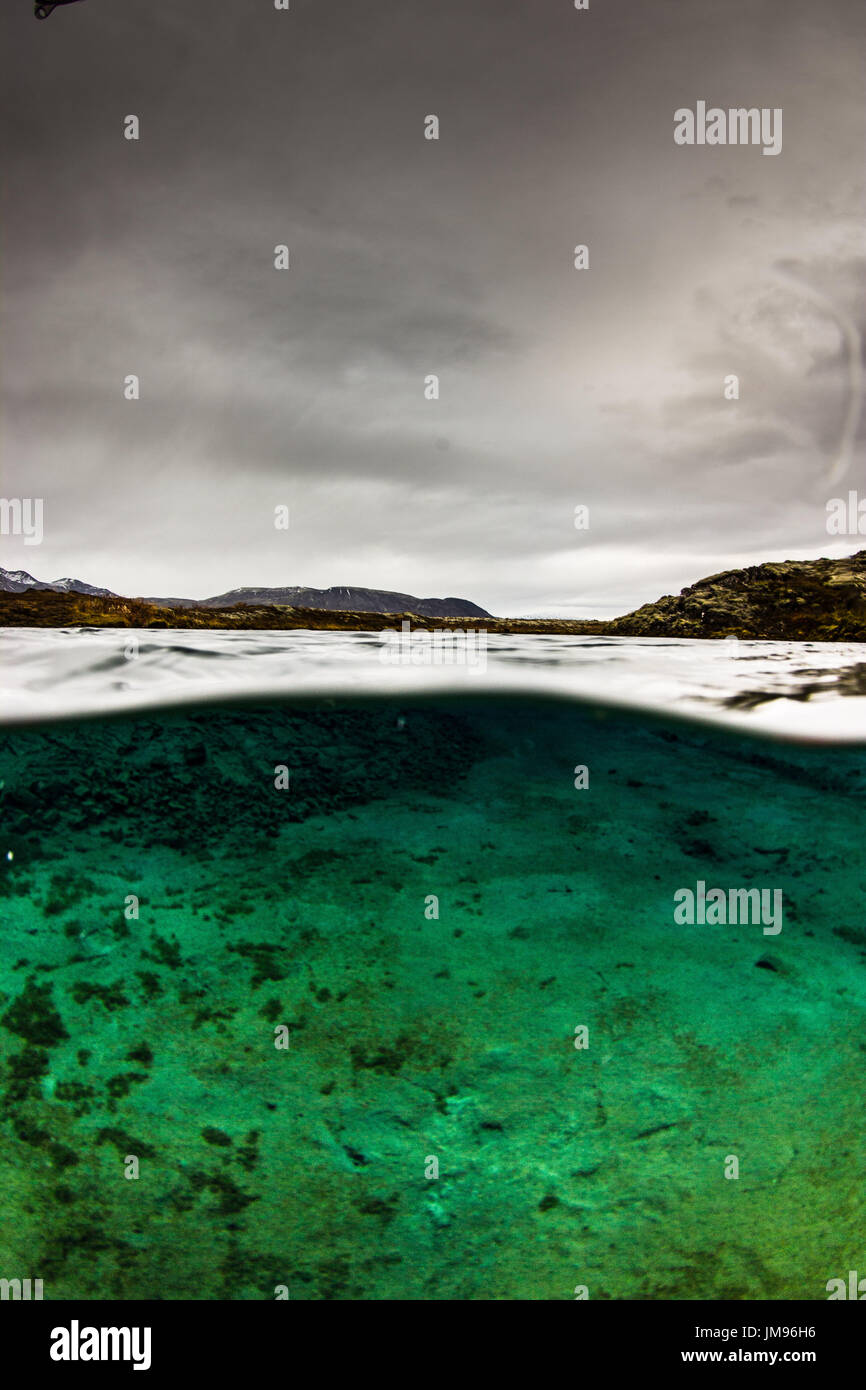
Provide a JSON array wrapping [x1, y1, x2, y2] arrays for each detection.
[[0, 0, 863, 614]]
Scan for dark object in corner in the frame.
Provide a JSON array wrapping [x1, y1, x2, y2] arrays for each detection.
[[35, 2, 87, 19]]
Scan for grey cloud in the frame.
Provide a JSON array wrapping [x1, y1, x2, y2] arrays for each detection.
[[1, 0, 864, 614]]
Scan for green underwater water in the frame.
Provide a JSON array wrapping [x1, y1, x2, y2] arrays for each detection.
[[0, 694, 864, 1301]]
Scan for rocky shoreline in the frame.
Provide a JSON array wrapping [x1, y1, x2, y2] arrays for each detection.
[[2, 552, 865, 641]]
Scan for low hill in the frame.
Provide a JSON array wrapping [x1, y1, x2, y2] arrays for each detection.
[[606, 553, 866, 641]]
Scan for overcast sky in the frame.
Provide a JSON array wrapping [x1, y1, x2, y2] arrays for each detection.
[[1, 0, 863, 615]]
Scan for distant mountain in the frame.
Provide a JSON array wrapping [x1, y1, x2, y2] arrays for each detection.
[[143, 585, 492, 619], [0, 567, 116, 597], [0, 567, 52, 592], [0, 567, 489, 618], [50, 576, 118, 598]]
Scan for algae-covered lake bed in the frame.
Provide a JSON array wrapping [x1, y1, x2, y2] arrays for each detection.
[[0, 694, 863, 1299]]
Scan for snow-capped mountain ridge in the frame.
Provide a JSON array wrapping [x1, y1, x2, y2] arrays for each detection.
[[0, 568, 489, 618]]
